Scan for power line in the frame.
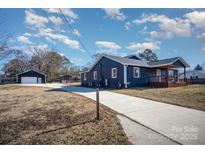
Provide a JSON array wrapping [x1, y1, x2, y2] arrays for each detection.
[[58, 8, 92, 57], [38, 8, 61, 51]]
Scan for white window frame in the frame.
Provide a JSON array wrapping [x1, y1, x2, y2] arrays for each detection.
[[168, 70, 174, 76], [133, 67, 140, 78], [93, 71, 97, 80], [111, 68, 117, 79], [83, 73, 86, 81]]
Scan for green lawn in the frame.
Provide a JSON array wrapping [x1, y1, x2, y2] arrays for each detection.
[[112, 85, 205, 111]]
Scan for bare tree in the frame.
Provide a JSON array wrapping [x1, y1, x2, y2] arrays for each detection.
[[0, 16, 12, 61], [3, 57, 29, 83], [31, 46, 71, 81], [31, 46, 47, 71]]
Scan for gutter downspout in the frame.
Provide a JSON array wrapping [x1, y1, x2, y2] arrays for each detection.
[[123, 64, 128, 88]]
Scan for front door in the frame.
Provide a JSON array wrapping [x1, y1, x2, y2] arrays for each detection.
[[156, 69, 161, 82]]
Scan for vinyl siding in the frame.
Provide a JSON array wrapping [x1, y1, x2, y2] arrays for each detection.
[[81, 57, 124, 88], [127, 66, 150, 87]]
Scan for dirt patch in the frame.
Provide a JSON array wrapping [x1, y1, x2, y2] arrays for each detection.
[[113, 85, 205, 111], [0, 85, 130, 145]]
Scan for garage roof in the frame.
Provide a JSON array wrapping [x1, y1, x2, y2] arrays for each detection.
[[16, 69, 47, 76]]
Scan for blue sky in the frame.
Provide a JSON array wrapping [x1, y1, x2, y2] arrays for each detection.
[[1, 8, 205, 69]]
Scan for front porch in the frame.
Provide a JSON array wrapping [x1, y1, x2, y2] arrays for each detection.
[[148, 58, 189, 88]]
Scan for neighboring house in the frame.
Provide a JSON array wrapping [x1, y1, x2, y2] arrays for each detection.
[[180, 70, 205, 79], [58, 74, 73, 83], [80, 54, 189, 88], [179, 70, 205, 84], [16, 69, 47, 84]]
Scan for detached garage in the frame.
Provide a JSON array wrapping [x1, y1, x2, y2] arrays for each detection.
[[16, 70, 46, 84]]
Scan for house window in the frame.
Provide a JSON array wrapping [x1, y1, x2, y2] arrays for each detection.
[[133, 67, 140, 78], [83, 73, 86, 81], [169, 70, 174, 76], [93, 71, 97, 80], [111, 68, 117, 78]]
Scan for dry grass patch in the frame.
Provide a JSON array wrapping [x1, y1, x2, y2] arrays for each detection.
[[0, 85, 130, 145], [113, 85, 205, 111]]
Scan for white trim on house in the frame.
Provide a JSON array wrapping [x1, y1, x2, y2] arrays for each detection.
[[79, 70, 89, 74], [156, 69, 161, 82], [168, 69, 174, 76], [111, 68, 117, 79], [83, 73, 86, 81], [16, 69, 47, 77], [123, 65, 128, 88], [172, 57, 190, 67], [93, 71, 97, 80], [133, 67, 140, 78]]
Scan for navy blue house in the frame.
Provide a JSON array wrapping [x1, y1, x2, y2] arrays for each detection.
[[16, 69, 47, 84], [80, 55, 189, 88]]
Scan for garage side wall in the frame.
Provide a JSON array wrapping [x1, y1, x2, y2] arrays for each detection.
[[17, 71, 46, 83]]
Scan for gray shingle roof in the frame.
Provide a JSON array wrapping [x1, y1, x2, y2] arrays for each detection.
[[148, 57, 179, 66], [105, 55, 149, 67], [105, 55, 189, 67], [85, 54, 189, 73], [148, 57, 189, 67]]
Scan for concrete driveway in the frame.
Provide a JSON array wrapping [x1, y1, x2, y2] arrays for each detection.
[[19, 84, 205, 144], [62, 85, 205, 145]]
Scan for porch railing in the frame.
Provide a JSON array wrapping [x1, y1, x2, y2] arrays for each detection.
[[148, 75, 187, 88]]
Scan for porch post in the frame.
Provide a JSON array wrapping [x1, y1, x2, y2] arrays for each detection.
[[123, 65, 128, 88], [184, 67, 186, 82]]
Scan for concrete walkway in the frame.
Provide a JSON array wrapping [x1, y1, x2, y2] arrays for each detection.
[[19, 84, 205, 144]]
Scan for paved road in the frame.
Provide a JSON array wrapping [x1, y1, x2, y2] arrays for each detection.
[[19, 84, 205, 144]]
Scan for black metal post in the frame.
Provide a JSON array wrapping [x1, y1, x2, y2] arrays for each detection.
[[96, 88, 100, 120]]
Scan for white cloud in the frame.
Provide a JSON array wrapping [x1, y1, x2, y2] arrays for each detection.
[[133, 13, 191, 39], [70, 57, 83, 64], [95, 41, 121, 53], [17, 35, 32, 44], [43, 8, 78, 21], [42, 8, 59, 13], [201, 47, 205, 52], [159, 18, 191, 37], [124, 22, 132, 30], [103, 8, 126, 21], [61, 8, 78, 20], [197, 32, 205, 42], [25, 10, 48, 29], [139, 26, 148, 34], [73, 29, 81, 37], [133, 14, 169, 24], [126, 41, 161, 53], [150, 31, 173, 39], [185, 11, 205, 28], [23, 33, 32, 37], [37, 28, 80, 50], [49, 16, 62, 27]]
